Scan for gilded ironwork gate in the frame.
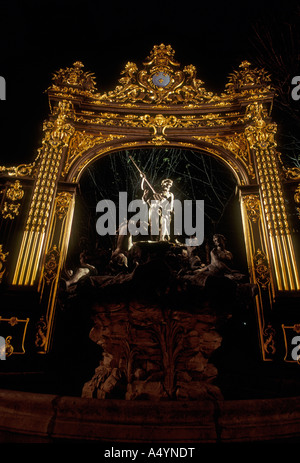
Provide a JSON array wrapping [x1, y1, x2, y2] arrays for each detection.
[[1, 44, 299, 361]]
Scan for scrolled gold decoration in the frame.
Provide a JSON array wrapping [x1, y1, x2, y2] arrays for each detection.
[[1, 180, 24, 220], [55, 192, 73, 220], [263, 324, 276, 356], [245, 102, 277, 150], [284, 166, 300, 180], [253, 249, 270, 290], [0, 316, 29, 355], [294, 183, 300, 219], [292, 324, 300, 334], [74, 110, 245, 129], [1, 202, 21, 220], [5, 336, 14, 357], [43, 245, 60, 285], [62, 130, 126, 177], [243, 194, 261, 222], [35, 316, 47, 350], [0, 163, 36, 178], [193, 132, 255, 179], [7, 317, 18, 326], [0, 245, 9, 283], [47, 46, 275, 110], [6, 180, 24, 202], [43, 100, 75, 149]]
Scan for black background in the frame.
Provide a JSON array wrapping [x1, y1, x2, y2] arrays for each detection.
[[0, 0, 292, 166]]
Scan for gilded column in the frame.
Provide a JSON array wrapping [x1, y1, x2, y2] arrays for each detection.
[[12, 101, 75, 286], [240, 191, 275, 359], [36, 188, 76, 353], [245, 103, 300, 292]]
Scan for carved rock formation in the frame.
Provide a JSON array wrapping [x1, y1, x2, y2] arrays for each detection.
[[60, 240, 256, 401], [82, 301, 224, 401]]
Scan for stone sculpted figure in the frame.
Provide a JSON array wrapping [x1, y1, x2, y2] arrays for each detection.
[[64, 249, 97, 290], [198, 234, 244, 281], [141, 176, 174, 241]]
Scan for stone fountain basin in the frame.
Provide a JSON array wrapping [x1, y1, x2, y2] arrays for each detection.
[[0, 388, 300, 443]]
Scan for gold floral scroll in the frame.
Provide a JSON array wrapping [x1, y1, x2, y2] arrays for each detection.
[[243, 194, 261, 222], [0, 244, 9, 283], [253, 249, 271, 290], [55, 192, 73, 220], [1, 180, 24, 220], [294, 184, 300, 219]]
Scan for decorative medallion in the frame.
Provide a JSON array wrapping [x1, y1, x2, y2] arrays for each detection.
[[152, 72, 171, 88]]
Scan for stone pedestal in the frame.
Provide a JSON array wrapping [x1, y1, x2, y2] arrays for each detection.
[[71, 241, 256, 401], [82, 299, 225, 400]]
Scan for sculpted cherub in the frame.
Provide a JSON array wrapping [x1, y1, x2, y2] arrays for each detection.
[[102, 61, 145, 102], [175, 65, 213, 102]]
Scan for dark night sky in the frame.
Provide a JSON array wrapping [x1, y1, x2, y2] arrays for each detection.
[[0, 0, 293, 166]]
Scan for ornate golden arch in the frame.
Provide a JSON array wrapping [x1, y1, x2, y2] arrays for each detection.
[[66, 139, 250, 186], [1, 44, 299, 359]]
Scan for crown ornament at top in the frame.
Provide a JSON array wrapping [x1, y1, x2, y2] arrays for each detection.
[[98, 43, 214, 105]]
